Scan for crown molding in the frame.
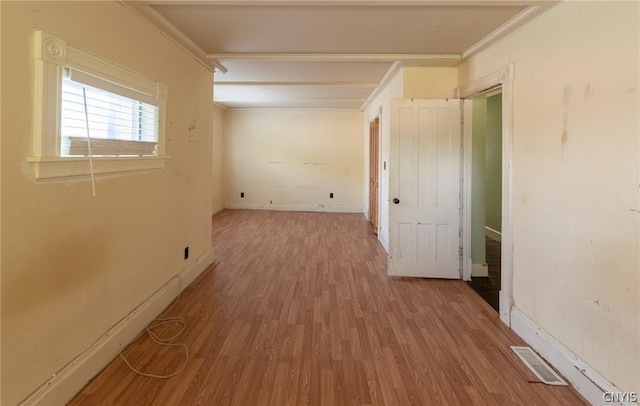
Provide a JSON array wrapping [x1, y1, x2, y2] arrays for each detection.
[[119, 1, 226, 73], [462, 1, 565, 60], [360, 61, 402, 111]]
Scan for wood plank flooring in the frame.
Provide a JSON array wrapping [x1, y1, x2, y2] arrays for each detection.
[[69, 210, 586, 405]]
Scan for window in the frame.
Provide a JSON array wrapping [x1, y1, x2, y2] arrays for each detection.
[[60, 69, 159, 156], [29, 31, 168, 181]]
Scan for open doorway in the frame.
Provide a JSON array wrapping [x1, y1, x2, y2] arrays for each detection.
[[465, 90, 503, 312], [459, 64, 514, 325]]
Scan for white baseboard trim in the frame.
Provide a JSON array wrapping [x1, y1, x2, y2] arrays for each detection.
[[378, 230, 389, 253], [510, 307, 633, 406], [472, 263, 488, 277], [485, 226, 502, 242], [19, 247, 215, 406], [178, 246, 215, 289], [223, 204, 363, 213]]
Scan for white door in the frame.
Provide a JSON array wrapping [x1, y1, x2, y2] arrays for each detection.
[[388, 99, 461, 278]]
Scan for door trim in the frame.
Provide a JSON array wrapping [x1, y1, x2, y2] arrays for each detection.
[[458, 64, 514, 326], [369, 117, 380, 234]]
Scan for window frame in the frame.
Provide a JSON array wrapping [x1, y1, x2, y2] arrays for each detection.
[[30, 31, 169, 182]]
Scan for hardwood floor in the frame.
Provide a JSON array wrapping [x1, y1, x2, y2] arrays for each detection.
[[69, 210, 585, 405]]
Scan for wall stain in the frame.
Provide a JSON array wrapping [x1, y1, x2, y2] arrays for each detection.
[[583, 83, 593, 100], [562, 86, 571, 149]]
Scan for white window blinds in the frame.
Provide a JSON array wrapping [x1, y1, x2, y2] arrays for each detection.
[[60, 68, 159, 156]]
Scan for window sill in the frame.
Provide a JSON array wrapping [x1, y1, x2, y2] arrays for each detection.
[[27, 156, 169, 182]]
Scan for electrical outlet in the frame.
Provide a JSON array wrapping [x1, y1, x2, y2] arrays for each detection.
[[184, 246, 189, 260], [241, 192, 245, 198], [330, 193, 334, 198]]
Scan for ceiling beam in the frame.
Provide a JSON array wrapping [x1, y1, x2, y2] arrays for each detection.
[[215, 98, 368, 103], [215, 81, 379, 88], [144, 1, 546, 6], [207, 53, 461, 63]]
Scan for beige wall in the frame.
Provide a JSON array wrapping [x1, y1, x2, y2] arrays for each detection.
[[459, 1, 639, 393], [403, 67, 457, 99], [212, 106, 225, 215], [224, 110, 363, 211], [1, 2, 214, 404]]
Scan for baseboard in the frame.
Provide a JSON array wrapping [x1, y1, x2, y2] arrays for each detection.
[[19, 247, 214, 406], [510, 307, 634, 406], [485, 226, 502, 242], [472, 263, 488, 277], [378, 230, 389, 253], [223, 204, 362, 213], [179, 246, 215, 288]]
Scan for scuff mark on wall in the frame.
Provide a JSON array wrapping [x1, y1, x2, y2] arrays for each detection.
[[303, 162, 328, 165], [188, 112, 199, 143], [593, 298, 611, 311]]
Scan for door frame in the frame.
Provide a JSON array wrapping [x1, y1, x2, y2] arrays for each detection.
[[369, 117, 380, 234], [458, 64, 514, 326]]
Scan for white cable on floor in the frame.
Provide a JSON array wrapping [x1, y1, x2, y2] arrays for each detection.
[[118, 294, 189, 379], [81, 87, 97, 197]]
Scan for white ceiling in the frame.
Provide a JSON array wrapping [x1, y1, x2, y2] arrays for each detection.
[[128, 1, 558, 110]]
